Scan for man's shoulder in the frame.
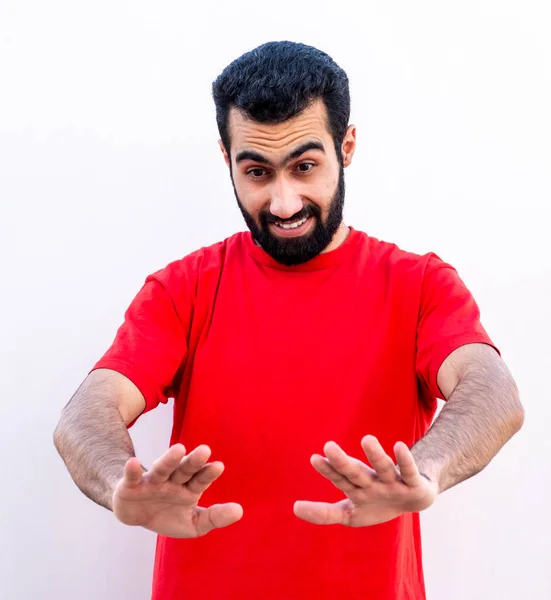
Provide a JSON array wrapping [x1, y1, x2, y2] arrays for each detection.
[[357, 229, 441, 275], [146, 231, 248, 290]]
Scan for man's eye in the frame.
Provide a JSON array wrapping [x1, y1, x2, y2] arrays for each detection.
[[248, 168, 266, 178], [296, 163, 314, 173]]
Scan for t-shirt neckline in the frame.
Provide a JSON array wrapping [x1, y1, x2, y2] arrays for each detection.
[[244, 226, 361, 271]]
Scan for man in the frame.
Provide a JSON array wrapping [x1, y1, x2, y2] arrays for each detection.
[[54, 41, 524, 600]]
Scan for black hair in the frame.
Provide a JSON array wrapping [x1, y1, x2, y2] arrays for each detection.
[[212, 41, 350, 161]]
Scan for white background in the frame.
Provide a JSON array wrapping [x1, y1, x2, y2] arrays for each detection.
[[1, 1, 549, 598]]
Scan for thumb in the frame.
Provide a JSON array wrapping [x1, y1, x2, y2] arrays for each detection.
[[193, 503, 244, 537], [123, 457, 144, 488]]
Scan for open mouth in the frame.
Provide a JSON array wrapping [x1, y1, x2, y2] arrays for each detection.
[[270, 215, 313, 237]]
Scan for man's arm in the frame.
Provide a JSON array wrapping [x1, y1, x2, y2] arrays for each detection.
[[54, 368, 243, 536], [411, 342, 524, 493], [293, 343, 524, 527], [53, 368, 146, 510]]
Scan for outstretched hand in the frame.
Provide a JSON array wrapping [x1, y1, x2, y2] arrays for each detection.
[[294, 435, 438, 527], [112, 444, 243, 538]]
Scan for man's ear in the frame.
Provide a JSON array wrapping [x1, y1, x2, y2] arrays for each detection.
[[218, 139, 231, 168], [341, 125, 357, 168]]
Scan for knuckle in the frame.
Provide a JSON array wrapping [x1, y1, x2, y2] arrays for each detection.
[[347, 472, 363, 484], [178, 464, 193, 476]]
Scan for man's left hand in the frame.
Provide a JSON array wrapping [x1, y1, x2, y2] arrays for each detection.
[[293, 435, 438, 527]]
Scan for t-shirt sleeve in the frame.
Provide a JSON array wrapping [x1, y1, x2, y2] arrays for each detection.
[[90, 273, 190, 424], [415, 254, 500, 400]]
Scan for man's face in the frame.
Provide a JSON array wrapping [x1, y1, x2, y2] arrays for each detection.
[[220, 100, 356, 266]]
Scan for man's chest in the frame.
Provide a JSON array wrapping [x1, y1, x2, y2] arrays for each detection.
[[179, 269, 422, 451]]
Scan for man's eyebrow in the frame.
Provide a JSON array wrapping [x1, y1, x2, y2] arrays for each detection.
[[285, 141, 325, 165], [235, 150, 273, 166], [235, 141, 326, 168]]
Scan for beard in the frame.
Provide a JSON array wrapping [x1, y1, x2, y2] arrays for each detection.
[[233, 166, 346, 266]]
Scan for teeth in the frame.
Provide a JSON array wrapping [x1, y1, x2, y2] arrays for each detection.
[[275, 217, 307, 230]]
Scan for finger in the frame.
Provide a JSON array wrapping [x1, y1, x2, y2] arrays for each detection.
[[146, 444, 187, 485], [360, 435, 398, 484], [394, 442, 422, 487], [122, 457, 144, 488], [186, 461, 225, 494], [293, 499, 353, 526], [310, 454, 360, 494], [323, 442, 376, 488], [170, 445, 212, 485], [194, 503, 244, 537]]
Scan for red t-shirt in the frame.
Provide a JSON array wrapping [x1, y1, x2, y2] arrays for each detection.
[[92, 228, 497, 600]]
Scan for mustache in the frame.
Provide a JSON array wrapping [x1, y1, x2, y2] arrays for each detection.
[[261, 205, 320, 226]]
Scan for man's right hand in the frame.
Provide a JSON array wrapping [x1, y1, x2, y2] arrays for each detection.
[[112, 444, 243, 538]]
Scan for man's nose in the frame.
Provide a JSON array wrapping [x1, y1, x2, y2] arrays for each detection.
[[269, 179, 303, 219]]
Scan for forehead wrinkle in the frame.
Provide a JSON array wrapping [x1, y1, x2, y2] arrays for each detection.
[[235, 115, 324, 136], [229, 104, 331, 156], [235, 121, 328, 156], [238, 113, 324, 133], [243, 131, 319, 148], [240, 133, 324, 156]]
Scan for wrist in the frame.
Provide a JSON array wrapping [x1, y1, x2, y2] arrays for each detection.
[[421, 467, 443, 493]]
